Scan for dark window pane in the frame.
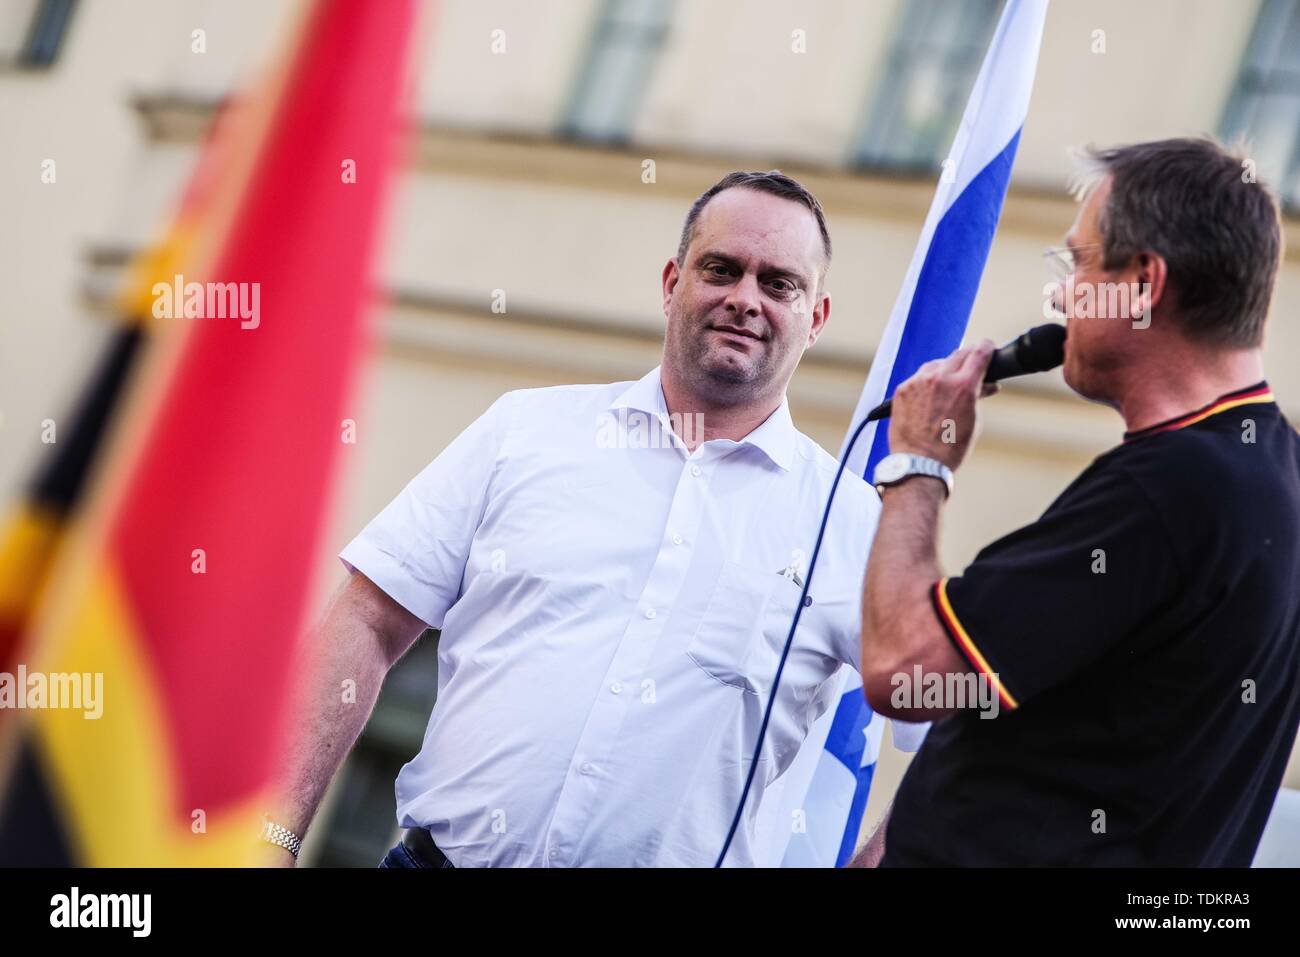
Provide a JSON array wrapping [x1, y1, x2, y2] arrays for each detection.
[[854, 0, 1003, 171], [21, 0, 78, 68], [1220, 0, 1300, 210], [562, 0, 674, 144]]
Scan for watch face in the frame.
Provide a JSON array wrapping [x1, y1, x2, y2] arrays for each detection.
[[875, 453, 909, 484]]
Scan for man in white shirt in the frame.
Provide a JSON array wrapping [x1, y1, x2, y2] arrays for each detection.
[[269, 171, 888, 867]]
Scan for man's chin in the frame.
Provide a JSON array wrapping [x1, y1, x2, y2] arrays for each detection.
[[1063, 359, 1093, 402], [1063, 355, 1121, 410], [699, 350, 759, 386]]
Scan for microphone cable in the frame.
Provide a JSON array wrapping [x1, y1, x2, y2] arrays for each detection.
[[713, 411, 875, 867]]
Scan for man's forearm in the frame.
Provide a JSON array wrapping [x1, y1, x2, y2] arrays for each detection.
[[861, 339, 991, 682], [862, 478, 946, 667], [272, 582, 409, 851]]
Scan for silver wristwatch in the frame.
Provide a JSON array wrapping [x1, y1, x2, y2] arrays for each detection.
[[261, 815, 303, 858], [872, 452, 954, 497]]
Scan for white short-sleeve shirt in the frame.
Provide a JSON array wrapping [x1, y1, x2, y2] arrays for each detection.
[[341, 365, 904, 866]]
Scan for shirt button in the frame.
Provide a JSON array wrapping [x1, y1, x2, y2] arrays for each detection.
[[672, 533, 684, 545], [611, 683, 622, 694], [691, 465, 702, 477], [580, 762, 594, 775], [644, 607, 657, 619], [548, 848, 559, 859]]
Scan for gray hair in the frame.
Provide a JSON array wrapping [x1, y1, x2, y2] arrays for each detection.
[[1073, 137, 1282, 348]]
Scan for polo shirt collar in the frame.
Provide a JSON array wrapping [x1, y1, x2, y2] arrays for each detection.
[[608, 365, 796, 472]]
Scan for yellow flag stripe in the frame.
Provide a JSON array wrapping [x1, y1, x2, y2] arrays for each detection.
[[0, 504, 60, 624], [34, 563, 267, 866]]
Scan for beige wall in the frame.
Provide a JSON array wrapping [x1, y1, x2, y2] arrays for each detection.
[[1, 0, 1297, 849]]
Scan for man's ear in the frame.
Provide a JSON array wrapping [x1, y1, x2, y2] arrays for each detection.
[[806, 291, 831, 348], [1132, 250, 1168, 316], [662, 258, 680, 318]]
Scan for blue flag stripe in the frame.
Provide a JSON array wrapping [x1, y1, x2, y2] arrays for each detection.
[[776, 0, 1049, 868], [862, 130, 1023, 474]]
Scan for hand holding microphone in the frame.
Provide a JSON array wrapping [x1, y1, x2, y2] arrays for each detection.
[[866, 323, 1067, 423], [873, 323, 1066, 473]]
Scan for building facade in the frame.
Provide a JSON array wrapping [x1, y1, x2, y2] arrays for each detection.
[[2, 0, 1298, 865]]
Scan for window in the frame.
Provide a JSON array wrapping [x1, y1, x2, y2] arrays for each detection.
[[0, 0, 77, 69], [1220, 0, 1300, 209], [852, 0, 1002, 171], [560, 0, 675, 144]]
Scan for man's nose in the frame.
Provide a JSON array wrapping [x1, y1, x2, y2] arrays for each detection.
[[723, 272, 762, 317]]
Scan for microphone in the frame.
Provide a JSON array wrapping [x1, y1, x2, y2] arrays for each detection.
[[864, 322, 1066, 422]]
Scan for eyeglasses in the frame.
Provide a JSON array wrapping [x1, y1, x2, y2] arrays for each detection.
[[1043, 243, 1104, 282]]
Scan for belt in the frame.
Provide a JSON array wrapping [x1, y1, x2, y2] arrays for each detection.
[[400, 827, 455, 868]]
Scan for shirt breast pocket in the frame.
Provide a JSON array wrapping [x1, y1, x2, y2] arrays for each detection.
[[686, 560, 810, 695]]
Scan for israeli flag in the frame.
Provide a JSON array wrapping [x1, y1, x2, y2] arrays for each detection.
[[757, 0, 1050, 868]]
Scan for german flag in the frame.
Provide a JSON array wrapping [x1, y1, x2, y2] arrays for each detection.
[[0, 80, 247, 869], [0, 62, 250, 691], [0, 0, 417, 866], [0, 327, 141, 683]]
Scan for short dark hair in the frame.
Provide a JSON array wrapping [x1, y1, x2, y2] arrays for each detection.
[[1076, 137, 1282, 348], [677, 170, 832, 285]]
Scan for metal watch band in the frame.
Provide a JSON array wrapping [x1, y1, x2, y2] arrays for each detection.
[[261, 817, 302, 858], [874, 453, 954, 498]]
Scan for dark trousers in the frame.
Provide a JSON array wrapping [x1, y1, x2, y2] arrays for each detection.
[[378, 827, 455, 868]]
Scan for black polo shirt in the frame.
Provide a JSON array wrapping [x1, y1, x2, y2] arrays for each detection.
[[883, 382, 1300, 866]]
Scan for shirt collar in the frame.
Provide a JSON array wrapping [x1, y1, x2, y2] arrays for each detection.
[[1122, 381, 1274, 442], [608, 365, 797, 471]]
